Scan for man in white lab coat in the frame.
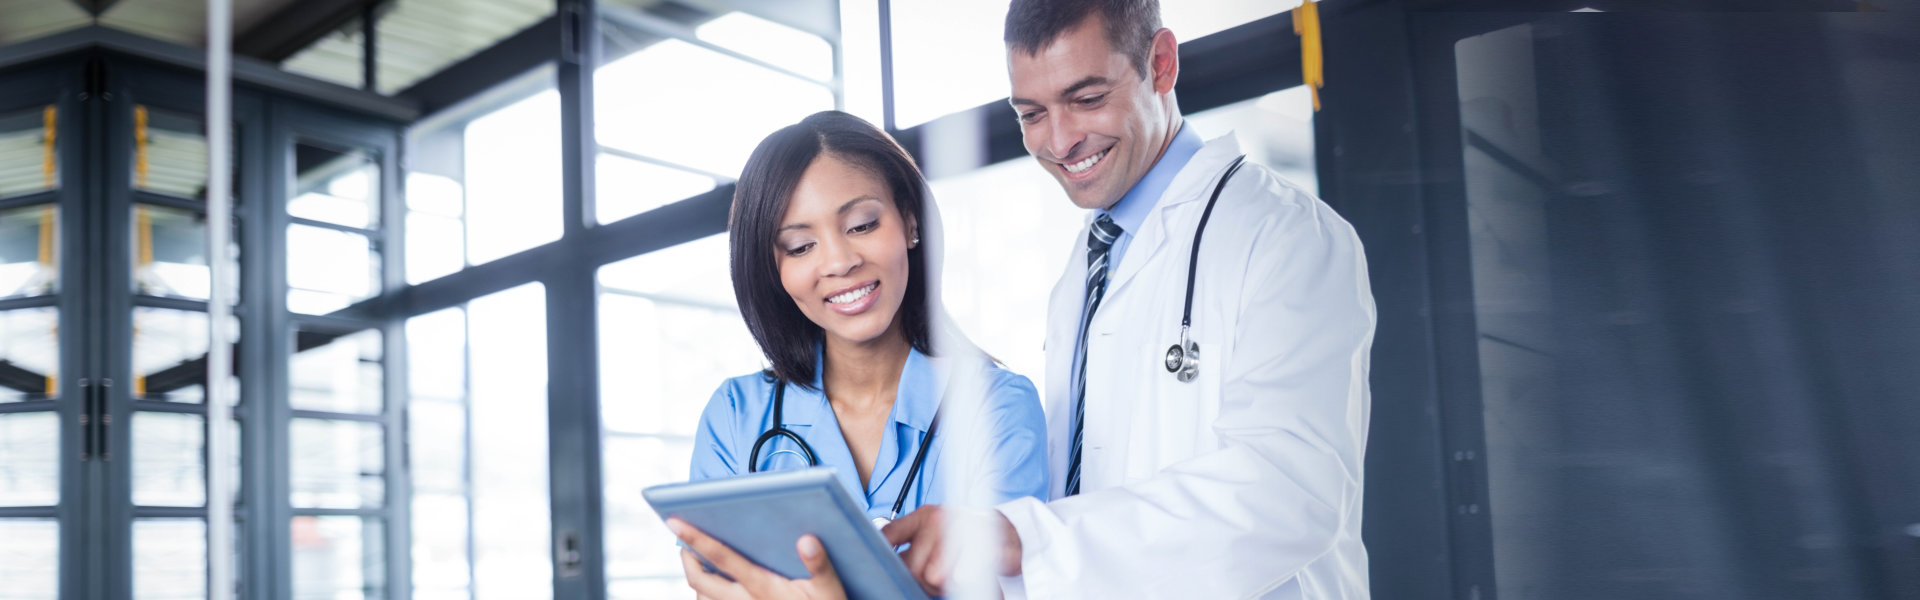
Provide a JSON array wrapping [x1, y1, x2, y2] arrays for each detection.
[[881, 0, 1376, 598], [668, 1, 1375, 598]]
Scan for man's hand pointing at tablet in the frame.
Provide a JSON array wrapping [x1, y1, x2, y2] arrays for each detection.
[[668, 518, 848, 600]]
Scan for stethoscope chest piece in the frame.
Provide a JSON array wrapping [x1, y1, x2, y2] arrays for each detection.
[[1165, 327, 1200, 383]]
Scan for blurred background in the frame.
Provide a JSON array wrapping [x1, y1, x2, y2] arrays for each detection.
[[0, 0, 1914, 598]]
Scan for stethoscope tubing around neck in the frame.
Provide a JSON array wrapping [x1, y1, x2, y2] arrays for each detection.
[[749, 380, 940, 521], [1179, 155, 1249, 330]]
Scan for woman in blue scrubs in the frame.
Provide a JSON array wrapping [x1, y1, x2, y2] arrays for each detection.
[[683, 111, 1047, 542]]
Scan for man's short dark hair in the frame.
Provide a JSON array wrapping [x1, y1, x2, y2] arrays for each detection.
[[729, 111, 934, 390], [1005, 0, 1162, 78]]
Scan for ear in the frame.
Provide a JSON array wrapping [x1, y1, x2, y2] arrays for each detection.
[[903, 212, 920, 247], [1149, 28, 1179, 95]]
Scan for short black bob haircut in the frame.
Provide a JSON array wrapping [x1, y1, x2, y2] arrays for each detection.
[[1005, 0, 1162, 78], [729, 110, 933, 391]]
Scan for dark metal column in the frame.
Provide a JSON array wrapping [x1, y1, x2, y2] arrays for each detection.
[[550, 0, 607, 598]]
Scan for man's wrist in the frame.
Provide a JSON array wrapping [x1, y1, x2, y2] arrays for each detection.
[[999, 511, 1023, 576]]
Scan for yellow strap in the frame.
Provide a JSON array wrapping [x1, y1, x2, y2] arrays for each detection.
[[38, 206, 53, 266], [41, 105, 56, 187], [137, 205, 153, 267], [135, 105, 150, 189], [1294, 0, 1324, 111]]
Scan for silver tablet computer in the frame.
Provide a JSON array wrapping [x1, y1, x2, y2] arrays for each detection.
[[643, 468, 930, 600]]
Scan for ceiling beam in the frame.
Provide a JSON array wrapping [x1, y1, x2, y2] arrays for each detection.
[[72, 0, 126, 17], [233, 0, 379, 62]]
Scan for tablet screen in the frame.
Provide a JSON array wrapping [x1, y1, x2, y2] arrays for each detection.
[[643, 468, 930, 600]]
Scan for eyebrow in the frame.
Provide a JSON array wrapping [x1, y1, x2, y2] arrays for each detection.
[[1011, 75, 1113, 107], [776, 196, 883, 232]]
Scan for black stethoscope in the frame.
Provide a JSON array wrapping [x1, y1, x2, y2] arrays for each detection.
[[748, 381, 941, 527], [1163, 155, 1248, 383]]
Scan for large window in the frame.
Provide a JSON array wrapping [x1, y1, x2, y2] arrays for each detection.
[[595, 8, 836, 224], [597, 236, 762, 599], [406, 284, 551, 600]]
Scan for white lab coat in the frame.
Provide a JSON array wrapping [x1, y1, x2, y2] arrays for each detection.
[[995, 133, 1375, 599]]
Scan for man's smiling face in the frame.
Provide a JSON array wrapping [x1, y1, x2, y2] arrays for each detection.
[[1008, 13, 1176, 210]]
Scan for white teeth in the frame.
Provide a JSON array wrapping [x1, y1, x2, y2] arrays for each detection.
[[828, 283, 876, 305], [1064, 150, 1106, 174]]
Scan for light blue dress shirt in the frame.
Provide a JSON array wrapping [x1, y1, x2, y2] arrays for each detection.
[[1100, 121, 1205, 269], [691, 348, 1049, 520]]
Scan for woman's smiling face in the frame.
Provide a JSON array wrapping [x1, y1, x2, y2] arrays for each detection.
[[774, 153, 918, 349]]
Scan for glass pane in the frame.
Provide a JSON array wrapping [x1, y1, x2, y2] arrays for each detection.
[[0, 106, 56, 199], [0, 205, 56, 297], [292, 516, 385, 600], [595, 153, 716, 225], [407, 307, 470, 596], [887, 2, 1005, 128], [133, 204, 239, 302], [133, 307, 240, 404], [602, 435, 693, 583], [1187, 86, 1317, 192], [287, 224, 379, 315], [410, 492, 470, 593], [405, 172, 464, 284], [928, 159, 1085, 380], [131, 412, 204, 507], [134, 106, 208, 199], [597, 295, 759, 436], [596, 39, 834, 177], [133, 518, 205, 600], [406, 308, 465, 399], [0, 308, 57, 402], [0, 519, 57, 600], [408, 400, 464, 495], [597, 235, 761, 587], [692, 12, 834, 83], [469, 284, 550, 599], [885, 2, 1288, 129], [0, 413, 58, 506], [292, 142, 380, 229], [1162, 1, 1289, 41], [291, 329, 383, 414], [464, 85, 560, 266], [289, 418, 383, 509]]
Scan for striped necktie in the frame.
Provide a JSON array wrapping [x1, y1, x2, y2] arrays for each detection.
[[1065, 214, 1123, 496]]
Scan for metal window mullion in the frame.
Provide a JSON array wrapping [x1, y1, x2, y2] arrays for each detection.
[[235, 88, 279, 600], [551, 2, 607, 598], [593, 144, 733, 185], [287, 215, 379, 238]]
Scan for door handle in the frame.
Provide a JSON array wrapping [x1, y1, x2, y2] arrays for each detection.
[[96, 378, 111, 461], [77, 378, 91, 462]]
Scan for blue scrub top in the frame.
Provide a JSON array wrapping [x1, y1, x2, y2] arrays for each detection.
[[691, 348, 1049, 520]]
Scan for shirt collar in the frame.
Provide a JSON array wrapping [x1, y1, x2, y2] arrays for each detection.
[[1100, 121, 1204, 233], [779, 345, 943, 433]]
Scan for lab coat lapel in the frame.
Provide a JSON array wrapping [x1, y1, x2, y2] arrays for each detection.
[[1104, 134, 1246, 299], [1041, 215, 1093, 499]]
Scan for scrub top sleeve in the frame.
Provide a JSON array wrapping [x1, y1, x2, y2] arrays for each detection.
[[689, 379, 747, 481], [983, 372, 1050, 504]]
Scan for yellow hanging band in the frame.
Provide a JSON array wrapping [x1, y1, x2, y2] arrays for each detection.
[[135, 105, 150, 189], [42, 106, 56, 187], [1294, 0, 1324, 111]]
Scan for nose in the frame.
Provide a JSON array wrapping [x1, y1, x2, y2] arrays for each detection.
[[818, 235, 862, 279], [1046, 110, 1086, 161]]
